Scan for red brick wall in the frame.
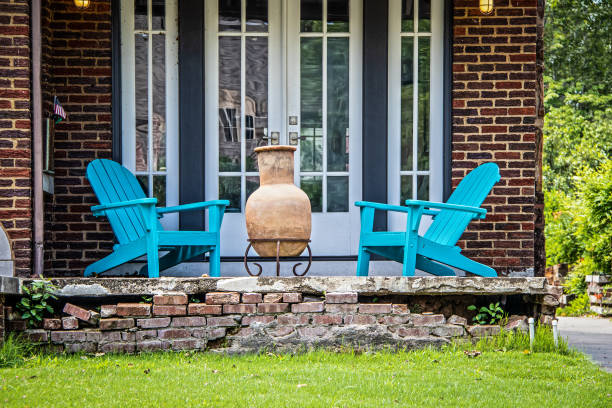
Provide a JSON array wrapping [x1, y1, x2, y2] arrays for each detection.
[[452, 0, 542, 276], [0, 0, 32, 277], [42, 0, 113, 276]]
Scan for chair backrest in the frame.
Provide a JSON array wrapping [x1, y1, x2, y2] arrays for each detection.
[[87, 159, 160, 245], [423, 163, 500, 246]]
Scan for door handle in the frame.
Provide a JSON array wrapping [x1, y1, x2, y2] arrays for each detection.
[[289, 132, 306, 145], [262, 131, 280, 145]]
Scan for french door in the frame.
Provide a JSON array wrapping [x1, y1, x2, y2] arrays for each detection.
[[387, 0, 444, 233], [205, 0, 362, 257]]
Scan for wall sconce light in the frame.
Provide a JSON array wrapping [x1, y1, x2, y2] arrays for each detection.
[[73, 0, 91, 9], [479, 0, 494, 15]]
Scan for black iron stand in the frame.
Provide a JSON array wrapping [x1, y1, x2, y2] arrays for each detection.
[[244, 239, 312, 277]]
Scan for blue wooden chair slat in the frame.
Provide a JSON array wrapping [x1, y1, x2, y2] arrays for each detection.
[[355, 163, 501, 277], [87, 161, 132, 243], [85, 159, 229, 278], [100, 159, 147, 241]]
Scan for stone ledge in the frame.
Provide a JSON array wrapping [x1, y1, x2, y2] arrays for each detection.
[[0, 276, 19, 295], [20, 276, 557, 298]]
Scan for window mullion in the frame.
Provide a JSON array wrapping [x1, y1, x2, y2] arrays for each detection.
[[147, 0, 154, 197], [411, 0, 419, 200]]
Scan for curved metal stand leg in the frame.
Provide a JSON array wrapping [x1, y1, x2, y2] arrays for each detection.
[[275, 240, 281, 277], [244, 243, 263, 276], [292, 244, 312, 276]]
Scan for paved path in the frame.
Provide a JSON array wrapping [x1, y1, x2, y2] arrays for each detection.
[[557, 317, 612, 372]]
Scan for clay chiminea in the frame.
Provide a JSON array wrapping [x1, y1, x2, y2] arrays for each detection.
[[245, 146, 311, 257]]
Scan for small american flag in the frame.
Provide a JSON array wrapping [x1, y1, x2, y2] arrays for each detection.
[[53, 96, 66, 124]]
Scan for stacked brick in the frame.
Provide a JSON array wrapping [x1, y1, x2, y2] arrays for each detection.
[[0, 0, 32, 277], [8, 290, 553, 353], [42, 0, 113, 275], [452, 0, 542, 276]]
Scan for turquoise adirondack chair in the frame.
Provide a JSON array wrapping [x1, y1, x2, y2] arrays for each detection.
[[85, 159, 229, 278], [355, 163, 501, 277]]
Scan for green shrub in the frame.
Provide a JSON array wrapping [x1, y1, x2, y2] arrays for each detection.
[[0, 334, 35, 368], [467, 302, 505, 325], [576, 160, 612, 275], [16, 278, 58, 328], [557, 293, 593, 317], [544, 189, 584, 267]]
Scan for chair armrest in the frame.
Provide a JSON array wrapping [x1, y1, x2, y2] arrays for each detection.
[[156, 200, 230, 215], [404, 200, 487, 218], [91, 198, 157, 216], [355, 201, 412, 214]]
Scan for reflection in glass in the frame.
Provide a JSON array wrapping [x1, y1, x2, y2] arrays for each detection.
[[418, 0, 431, 32], [245, 36, 268, 171], [327, 0, 349, 32], [400, 175, 413, 203], [300, 38, 323, 172], [400, 37, 413, 172], [135, 34, 149, 172], [417, 38, 430, 171], [246, 176, 260, 201], [417, 175, 429, 200], [152, 35, 166, 172], [219, 0, 241, 32], [153, 175, 166, 207], [152, 0, 165, 30], [246, 0, 268, 32], [219, 36, 241, 172], [301, 176, 322, 212], [219, 176, 241, 212], [327, 38, 349, 172], [301, 0, 322, 32], [134, 0, 147, 30], [327, 176, 348, 212], [401, 0, 414, 32], [136, 175, 149, 195]]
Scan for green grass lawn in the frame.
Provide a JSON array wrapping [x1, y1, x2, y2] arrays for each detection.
[[0, 349, 610, 407]]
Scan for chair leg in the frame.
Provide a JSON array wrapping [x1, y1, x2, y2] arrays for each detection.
[[146, 234, 160, 278], [402, 231, 418, 276], [356, 246, 371, 276], [209, 246, 221, 277], [437, 252, 497, 277], [356, 207, 375, 276], [415, 255, 456, 276], [84, 250, 133, 276]]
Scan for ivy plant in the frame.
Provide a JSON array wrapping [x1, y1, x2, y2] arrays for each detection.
[[16, 279, 58, 328], [468, 302, 505, 325]]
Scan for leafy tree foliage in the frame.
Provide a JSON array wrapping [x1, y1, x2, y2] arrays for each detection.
[[543, 0, 612, 278], [544, 0, 612, 96]]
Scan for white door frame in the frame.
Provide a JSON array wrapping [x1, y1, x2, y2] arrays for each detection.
[[387, 0, 444, 233]]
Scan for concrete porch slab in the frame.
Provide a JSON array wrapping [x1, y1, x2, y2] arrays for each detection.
[[18, 276, 560, 297]]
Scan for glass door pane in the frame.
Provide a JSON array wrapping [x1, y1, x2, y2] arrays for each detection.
[[297, 0, 350, 214], [122, 0, 179, 229], [388, 0, 443, 232], [287, 0, 361, 256], [217, 0, 270, 213]]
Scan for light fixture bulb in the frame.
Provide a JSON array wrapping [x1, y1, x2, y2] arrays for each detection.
[[74, 0, 91, 10], [479, 0, 494, 15]]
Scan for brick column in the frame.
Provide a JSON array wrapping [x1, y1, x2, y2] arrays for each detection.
[[452, 0, 539, 276], [0, 0, 33, 277], [42, 0, 113, 276]]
